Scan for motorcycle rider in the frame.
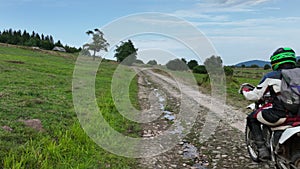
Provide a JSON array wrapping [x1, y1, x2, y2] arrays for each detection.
[[240, 47, 297, 160]]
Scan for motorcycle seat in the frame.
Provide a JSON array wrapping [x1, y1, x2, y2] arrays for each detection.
[[271, 125, 292, 131]]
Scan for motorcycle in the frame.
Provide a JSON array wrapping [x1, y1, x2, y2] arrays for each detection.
[[244, 83, 300, 169]]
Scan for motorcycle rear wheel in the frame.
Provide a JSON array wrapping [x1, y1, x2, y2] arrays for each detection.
[[291, 152, 300, 168], [245, 125, 261, 162]]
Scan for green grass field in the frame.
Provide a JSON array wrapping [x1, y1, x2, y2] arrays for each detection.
[[0, 46, 140, 168]]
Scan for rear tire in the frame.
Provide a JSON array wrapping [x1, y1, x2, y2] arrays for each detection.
[[291, 152, 300, 168], [245, 125, 261, 162]]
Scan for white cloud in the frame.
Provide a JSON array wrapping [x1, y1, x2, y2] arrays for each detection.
[[172, 0, 275, 20], [198, 0, 272, 9]]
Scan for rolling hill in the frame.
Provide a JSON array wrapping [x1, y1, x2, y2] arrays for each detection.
[[235, 56, 300, 67], [235, 60, 270, 67]]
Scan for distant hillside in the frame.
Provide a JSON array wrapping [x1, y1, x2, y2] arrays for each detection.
[[235, 60, 270, 67], [236, 57, 300, 67]]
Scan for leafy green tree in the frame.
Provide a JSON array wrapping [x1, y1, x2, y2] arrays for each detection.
[[193, 65, 207, 74], [64, 45, 81, 53], [166, 59, 188, 71], [224, 66, 234, 76], [264, 64, 271, 70], [187, 60, 198, 70], [181, 58, 187, 64], [83, 29, 109, 60], [114, 40, 138, 66], [147, 60, 157, 65]]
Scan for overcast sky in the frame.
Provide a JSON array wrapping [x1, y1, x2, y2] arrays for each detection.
[[1, 0, 300, 65]]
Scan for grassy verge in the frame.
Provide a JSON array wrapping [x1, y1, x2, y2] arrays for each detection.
[[0, 46, 140, 168]]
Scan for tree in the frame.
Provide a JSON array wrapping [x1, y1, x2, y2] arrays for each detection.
[[83, 29, 109, 60], [40, 40, 54, 50], [80, 48, 91, 56], [147, 60, 157, 65], [135, 59, 144, 64], [204, 55, 223, 74], [250, 64, 259, 68], [0, 28, 80, 53], [181, 58, 187, 64], [264, 64, 271, 70], [193, 65, 207, 74], [224, 66, 234, 76], [114, 40, 138, 66], [166, 59, 188, 71], [54, 40, 63, 47], [187, 60, 198, 70]]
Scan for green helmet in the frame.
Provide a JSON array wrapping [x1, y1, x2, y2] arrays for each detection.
[[270, 47, 296, 70]]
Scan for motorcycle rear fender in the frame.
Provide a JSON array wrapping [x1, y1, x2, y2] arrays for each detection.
[[279, 126, 300, 144]]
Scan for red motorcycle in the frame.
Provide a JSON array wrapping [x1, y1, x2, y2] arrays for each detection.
[[244, 84, 300, 169]]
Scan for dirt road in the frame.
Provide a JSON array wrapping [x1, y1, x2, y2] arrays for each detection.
[[135, 67, 270, 169]]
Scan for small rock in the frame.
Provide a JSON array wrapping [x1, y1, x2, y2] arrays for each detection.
[[239, 156, 245, 160], [200, 146, 207, 150], [221, 154, 228, 158], [212, 150, 220, 154], [178, 150, 183, 155], [170, 164, 177, 168], [179, 141, 184, 145], [18, 119, 44, 131], [2, 125, 13, 132], [192, 163, 206, 169], [143, 134, 152, 137]]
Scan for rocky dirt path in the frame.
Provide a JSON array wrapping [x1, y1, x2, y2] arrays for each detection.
[[135, 67, 271, 169]]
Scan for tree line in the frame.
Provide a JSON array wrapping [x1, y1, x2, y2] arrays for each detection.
[[164, 56, 234, 76], [0, 29, 81, 53], [80, 28, 236, 77]]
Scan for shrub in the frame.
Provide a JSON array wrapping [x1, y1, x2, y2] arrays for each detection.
[[263, 64, 271, 70], [166, 59, 188, 71], [147, 60, 157, 65], [224, 66, 234, 76], [187, 60, 198, 70], [193, 65, 207, 74]]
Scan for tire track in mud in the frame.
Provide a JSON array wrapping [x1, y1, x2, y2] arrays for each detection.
[[135, 67, 270, 169]]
